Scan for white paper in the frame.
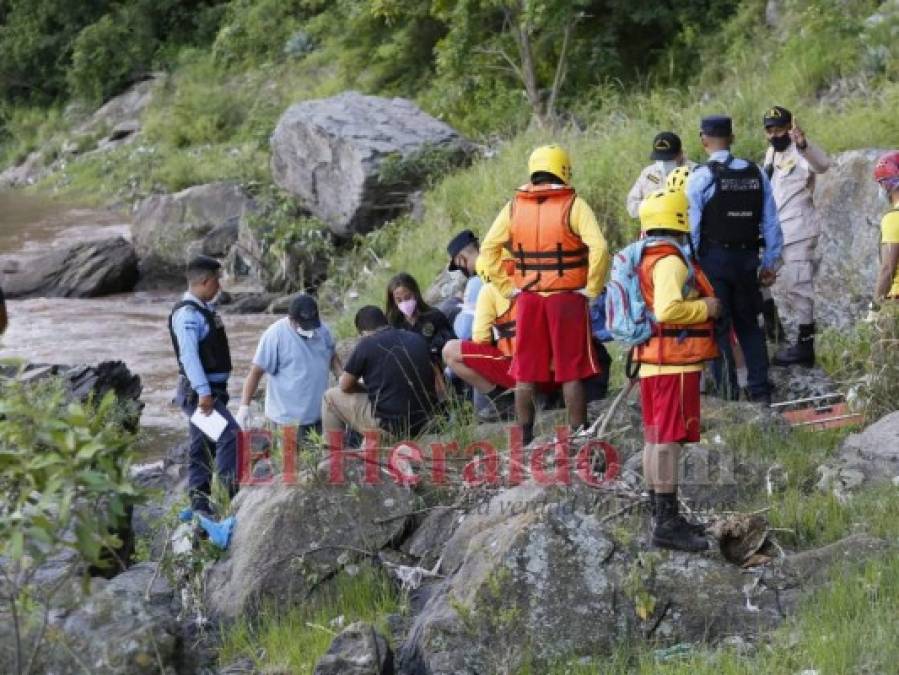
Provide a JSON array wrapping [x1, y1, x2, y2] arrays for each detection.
[[190, 408, 228, 441]]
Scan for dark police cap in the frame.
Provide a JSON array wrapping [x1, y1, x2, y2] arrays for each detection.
[[763, 105, 792, 128], [700, 115, 733, 138], [446, 229, 479, 271], [186, 255, 222, 274], [289, 293, 321, 330], [649, 131, 682, 160]]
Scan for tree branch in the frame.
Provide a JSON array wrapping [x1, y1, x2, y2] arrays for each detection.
[[547, 13, 580, 123]]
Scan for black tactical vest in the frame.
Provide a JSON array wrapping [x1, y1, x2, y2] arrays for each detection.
[[700, 156, 764, 247], [168, 300, 232, 376]]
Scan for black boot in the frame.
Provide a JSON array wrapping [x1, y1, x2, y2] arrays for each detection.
[[762, 298, 786, 344], [772, 323, 815, 368], [652, 493, 708, 552]]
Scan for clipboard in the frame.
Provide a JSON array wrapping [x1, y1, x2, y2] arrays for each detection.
[[190, 408, 229, 441]]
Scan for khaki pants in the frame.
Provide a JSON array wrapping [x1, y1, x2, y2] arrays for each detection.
[[772, 237, 820, 340], [321, 387, 379, 434]]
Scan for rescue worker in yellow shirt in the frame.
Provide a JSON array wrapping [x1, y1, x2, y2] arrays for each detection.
[[626, 131, 696, 218], [872, 151, 899, 308], [442, 258, 519, 420], [480, 145, 611, 445], [635, 185, 721, 552], [761, 106, 831, 366]]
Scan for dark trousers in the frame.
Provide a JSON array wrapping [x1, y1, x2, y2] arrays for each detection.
[[699, 246, 770, 399], [177, 377, 239, 513]]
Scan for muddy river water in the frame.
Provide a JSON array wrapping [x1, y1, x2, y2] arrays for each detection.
[[0, 192, 275, 457]]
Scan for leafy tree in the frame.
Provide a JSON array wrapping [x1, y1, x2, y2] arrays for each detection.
[[0, 0, 112, 102], [67, 8, 157, 104]]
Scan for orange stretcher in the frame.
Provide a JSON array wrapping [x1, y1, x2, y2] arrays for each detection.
[[770, 393, 865, 431]]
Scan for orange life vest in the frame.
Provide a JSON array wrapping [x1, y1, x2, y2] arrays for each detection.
[[508, 183, 588, 292], [492, 298, 517, 357], [634, 242, 719, 366]]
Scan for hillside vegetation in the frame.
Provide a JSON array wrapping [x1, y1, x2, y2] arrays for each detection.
[[3, 0, 897, 336], [3, 2, 899, 673]]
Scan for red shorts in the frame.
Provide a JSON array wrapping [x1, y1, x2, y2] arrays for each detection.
[[512, 291, 599, 383], [640, 371, 701, 444], [460, 341, 515, 390]]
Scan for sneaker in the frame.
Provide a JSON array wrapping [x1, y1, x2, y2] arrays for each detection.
[[652, 514, 709, 552]]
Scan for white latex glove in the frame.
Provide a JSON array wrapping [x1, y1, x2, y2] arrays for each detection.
[[235, 404, 250, 429]]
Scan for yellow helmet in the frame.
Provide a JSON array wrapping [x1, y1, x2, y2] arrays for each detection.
[[639, 188, 690, 233], [666, 165, 691, 192], [528, 144, 572, 185]]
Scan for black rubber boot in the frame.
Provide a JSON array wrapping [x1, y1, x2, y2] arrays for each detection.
[[652, 493, 708, 552], [762, 298, 787, 344], [772, 323, 815, 368]]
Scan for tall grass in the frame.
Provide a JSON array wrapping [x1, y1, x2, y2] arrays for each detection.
[[217, 565, 400, 673]]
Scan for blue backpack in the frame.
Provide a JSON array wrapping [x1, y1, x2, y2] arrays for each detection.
[[604, 237, 694, 347], [589, 290, 613, 342]]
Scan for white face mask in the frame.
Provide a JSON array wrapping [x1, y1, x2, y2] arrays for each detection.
[[656, 160, 678, 178], [296, 327, 315, 339]]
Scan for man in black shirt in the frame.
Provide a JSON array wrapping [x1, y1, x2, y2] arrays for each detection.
[[322, 306, 437, 438]]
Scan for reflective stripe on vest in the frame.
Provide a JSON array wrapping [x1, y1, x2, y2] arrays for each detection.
[[508, 183, 588, 292], [634, 242, 719, 366]]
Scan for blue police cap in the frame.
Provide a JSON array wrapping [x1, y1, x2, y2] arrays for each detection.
[[700, 115, 733, 138]]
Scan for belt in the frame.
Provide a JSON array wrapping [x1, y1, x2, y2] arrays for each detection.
[[705, 239, 760, 251]]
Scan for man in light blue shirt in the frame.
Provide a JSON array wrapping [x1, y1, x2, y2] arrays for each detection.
[[686, 115, 784, 404], [168, 255, 238, 515], [237, 294, 337, 441]]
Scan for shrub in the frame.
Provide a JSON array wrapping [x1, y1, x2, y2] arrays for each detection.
[[67, 11, 157, 104], [0, 378, 141, 674]]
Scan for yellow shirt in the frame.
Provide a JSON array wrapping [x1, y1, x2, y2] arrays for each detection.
[[639, 254, 709, 378], [472, 282, 512, 344], [881, 210, 899, 298], [480, 194, 611, 299]]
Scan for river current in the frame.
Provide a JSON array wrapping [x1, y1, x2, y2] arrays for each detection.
[[0, 192, 275, 457]]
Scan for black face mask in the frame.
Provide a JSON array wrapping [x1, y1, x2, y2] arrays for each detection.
[[769, 134, 791, 152]]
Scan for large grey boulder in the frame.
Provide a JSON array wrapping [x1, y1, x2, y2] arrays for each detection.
[[132, 181, 255, 281], [205, 466, 417, 620], [270, 92, 472, 237], [821, 411, 899, 491], [398, 482, 888, 673], [2, 236, 138, 298], [314, 622, 394, 675], [0, 563, 180, 675], [75, 76, 160, 143], [0, 150, 44, 187], [815, 148, 889, 328]]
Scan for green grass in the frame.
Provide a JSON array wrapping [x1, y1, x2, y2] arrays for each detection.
[[217, 565, 401, 673]]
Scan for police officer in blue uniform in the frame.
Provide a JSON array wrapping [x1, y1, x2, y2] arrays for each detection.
[[169, 255, 239, 515], [686, 115, 784, 404]]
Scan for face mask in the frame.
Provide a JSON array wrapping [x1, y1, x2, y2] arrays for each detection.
[[296, 327, 315, 339], [769, 134, 791, 152], [398, 299, 417, 318], [656, 160, 678, 178]]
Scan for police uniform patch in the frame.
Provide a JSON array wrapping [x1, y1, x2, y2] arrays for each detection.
[[422, 323, 435, 338]]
